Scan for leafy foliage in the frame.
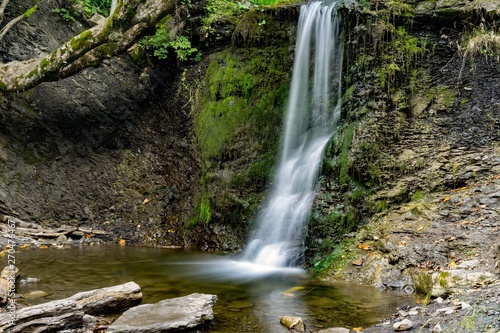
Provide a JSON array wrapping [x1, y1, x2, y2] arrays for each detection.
[[52, 7, 76, 22], [189, 195, 212, 226], [53, 0, 111, 22], [139, 28, 201, 62]]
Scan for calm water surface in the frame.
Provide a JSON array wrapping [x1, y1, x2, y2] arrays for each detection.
[[15, 245, 416, 332]]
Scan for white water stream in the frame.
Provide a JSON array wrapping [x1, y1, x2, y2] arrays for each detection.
[[243, 0, 344, 268]]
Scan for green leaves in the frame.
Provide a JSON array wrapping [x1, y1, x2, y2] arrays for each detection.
[[140, 29, 201, 62], [52, 0, 111, 23]]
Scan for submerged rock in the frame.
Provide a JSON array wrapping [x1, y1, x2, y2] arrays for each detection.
[[318, 328, 350, 333], [106, 293, 217, 333]]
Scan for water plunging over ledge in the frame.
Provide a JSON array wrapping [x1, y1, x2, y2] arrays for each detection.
[[243, 0, 344, 268]]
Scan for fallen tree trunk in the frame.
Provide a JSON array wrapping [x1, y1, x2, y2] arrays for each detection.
[[0, 281, 142, 332]]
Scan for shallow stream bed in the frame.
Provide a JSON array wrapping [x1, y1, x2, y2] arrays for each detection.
[[15, 245, 416, 332]]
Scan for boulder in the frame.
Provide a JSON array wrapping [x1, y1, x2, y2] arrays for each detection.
[[0, 266, 19, 305], [431, 270, 496, 297], [106, 293, 217, 333]]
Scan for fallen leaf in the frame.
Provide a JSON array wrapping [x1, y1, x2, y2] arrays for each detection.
[[358, 243, 371, 250], [20, 244, 28, 249], [443, 196, 450, 203], [39, 245, 48, 249], [448, 261, 457, 268], [143, 198, 151, 205], [352, 327, 363, 331], [118, 239, 126, 246], [352, 258, 363, 266]]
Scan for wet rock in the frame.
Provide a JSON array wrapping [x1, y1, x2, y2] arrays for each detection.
[[23, 290, 50, 299], [455, 259, 479, 270], [106, 293, 217, 333], [0, 266, 19, 304], [280, 316, 305, 332], [318, 328, 350, 333], [393, 318, 414, 331], [431, 270, 496, 297], [408, 307, 420, 316], [82, 314, 97, 329], [20, 277, 39, 284], [57, 235, 68, 243]]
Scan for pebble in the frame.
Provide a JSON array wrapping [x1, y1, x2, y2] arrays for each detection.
[[408, 309, 419, 316], [82, 314, 97, 329], [432, 323, 443, 333], [398, 310, 408, 317], [393, 318, 413, 331]]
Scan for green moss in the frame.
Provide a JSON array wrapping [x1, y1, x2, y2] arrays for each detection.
[[339, 123, 356, 186], [232, 152, 276, 189], [195, 47, 288, 161], [39, 58, 49, 71], [70, 30, 94, 51], [411, 190, 425, 201], [434, 86, 455, 109], [189, 195, 212, 226], [311, 238, 356, 277], [411, 269, 433, 295], [439, 271, 450, 287], [24, 5, 37, 18], [374, 200, 389, 212]]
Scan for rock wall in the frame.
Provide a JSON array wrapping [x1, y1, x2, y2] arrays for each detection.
[[307, 0, 500, 292], [0, 0, 299, 249]]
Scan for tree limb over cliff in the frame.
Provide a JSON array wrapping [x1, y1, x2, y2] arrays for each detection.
[[0, 0, 175, 93]]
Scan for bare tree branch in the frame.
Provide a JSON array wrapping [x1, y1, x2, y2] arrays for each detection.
[[0, 0, 10, 26], [0, 12, 23, 40], [110, 0, 118, 16], [0, 0, 175, 92]]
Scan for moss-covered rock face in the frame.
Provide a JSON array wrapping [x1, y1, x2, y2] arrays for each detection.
[[188, 41, 294, 250], [309, 0, 500, 291]]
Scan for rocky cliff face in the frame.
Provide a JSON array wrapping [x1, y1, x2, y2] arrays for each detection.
[[306, 0, 500, 296], [0, 0, 299, 249], [0, 0, 201, 246]]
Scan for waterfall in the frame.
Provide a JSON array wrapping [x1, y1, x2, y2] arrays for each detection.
[[243, 0, 344, 268]]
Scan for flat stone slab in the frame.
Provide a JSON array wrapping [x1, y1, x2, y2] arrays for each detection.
[[106, 293, 217, 333]]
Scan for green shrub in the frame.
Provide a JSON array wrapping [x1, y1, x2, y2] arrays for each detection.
[[140, 29, 200, 62]]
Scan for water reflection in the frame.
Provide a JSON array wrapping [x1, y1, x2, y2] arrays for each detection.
[[15, 245, 415, 332]]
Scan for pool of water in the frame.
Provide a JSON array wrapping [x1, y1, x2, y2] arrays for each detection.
[[15, 245, 416, 332]]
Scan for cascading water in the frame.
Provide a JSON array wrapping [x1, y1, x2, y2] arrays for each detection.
[[243, 0, 344, 268]]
